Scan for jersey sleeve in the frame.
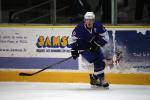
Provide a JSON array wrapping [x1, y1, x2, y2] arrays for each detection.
[[97, 24, 109, 43], [69, 29, 78, 45], [93, 23, 110, 47], [68, 26, 80, 49]]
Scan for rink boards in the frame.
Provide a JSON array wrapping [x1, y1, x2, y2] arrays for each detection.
[[0, 70, 150, 85], [0, 24, 150, 85]]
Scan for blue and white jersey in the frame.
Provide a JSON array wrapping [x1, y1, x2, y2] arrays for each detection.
[[69, 21, 109, 50]]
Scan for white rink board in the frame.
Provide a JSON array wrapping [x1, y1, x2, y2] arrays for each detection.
[[0, 27, 72, 58]]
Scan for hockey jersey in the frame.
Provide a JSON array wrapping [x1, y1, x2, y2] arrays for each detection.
[[69, 21, 109, 50]]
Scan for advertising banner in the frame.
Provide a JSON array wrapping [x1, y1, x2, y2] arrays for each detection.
[[0, 27, 78, 70], [0, 26, 150, 73]]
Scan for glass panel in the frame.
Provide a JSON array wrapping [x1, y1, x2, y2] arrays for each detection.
[[56, 0, 111, 24], [0, 0, 113, 24], [117, 0, 150, 24], [4, 0, 149, 25], [1, 0, 53, 24]]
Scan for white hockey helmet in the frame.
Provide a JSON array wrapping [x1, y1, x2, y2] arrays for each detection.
[[84, 12, 95, 20]]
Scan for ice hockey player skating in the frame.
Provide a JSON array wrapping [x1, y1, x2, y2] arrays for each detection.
[[70, 12, 109, 88]]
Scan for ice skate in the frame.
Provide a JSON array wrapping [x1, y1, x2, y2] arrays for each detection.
[[90, 74, 101, 88], [99, 77, 109, 88], [90, 74, 109, 88]]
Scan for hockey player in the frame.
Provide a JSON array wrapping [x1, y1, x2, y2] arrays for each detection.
[[69, 12, 109, 88]]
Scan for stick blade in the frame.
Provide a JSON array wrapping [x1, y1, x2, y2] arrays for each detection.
[[19, 72, 32, 76]]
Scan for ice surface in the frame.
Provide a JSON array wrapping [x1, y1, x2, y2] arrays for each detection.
[[0, 82, 150, 100]]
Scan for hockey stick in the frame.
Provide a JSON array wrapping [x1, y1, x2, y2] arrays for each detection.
[[19, 56, 72, 76], [19, 49, 87, 76]]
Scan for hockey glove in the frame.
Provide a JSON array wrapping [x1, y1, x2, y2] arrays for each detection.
[[90, 37, 107, 51], [89, 40, 100, 51], [96, 37, 107, 47], [71, 49, 79, 59], [71, 43, 79, 59]]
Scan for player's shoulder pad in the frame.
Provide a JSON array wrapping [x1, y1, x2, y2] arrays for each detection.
[[94, 21, 107, 32], [74, 22, 84, 32], [94, 22, 104, 28], [72, 22, 84, 36], [76, 22, 84, 28]]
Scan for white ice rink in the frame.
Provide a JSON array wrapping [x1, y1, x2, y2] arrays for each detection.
[[0, 82, 150, 100]]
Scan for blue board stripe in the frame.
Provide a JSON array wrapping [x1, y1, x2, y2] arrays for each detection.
[[0, 57, 78, 70]]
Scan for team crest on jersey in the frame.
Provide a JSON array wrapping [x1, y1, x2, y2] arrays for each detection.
[[72, 31, 76, 35]]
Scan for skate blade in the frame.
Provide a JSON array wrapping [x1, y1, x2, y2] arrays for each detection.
[[91, 85, 109, 89]]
